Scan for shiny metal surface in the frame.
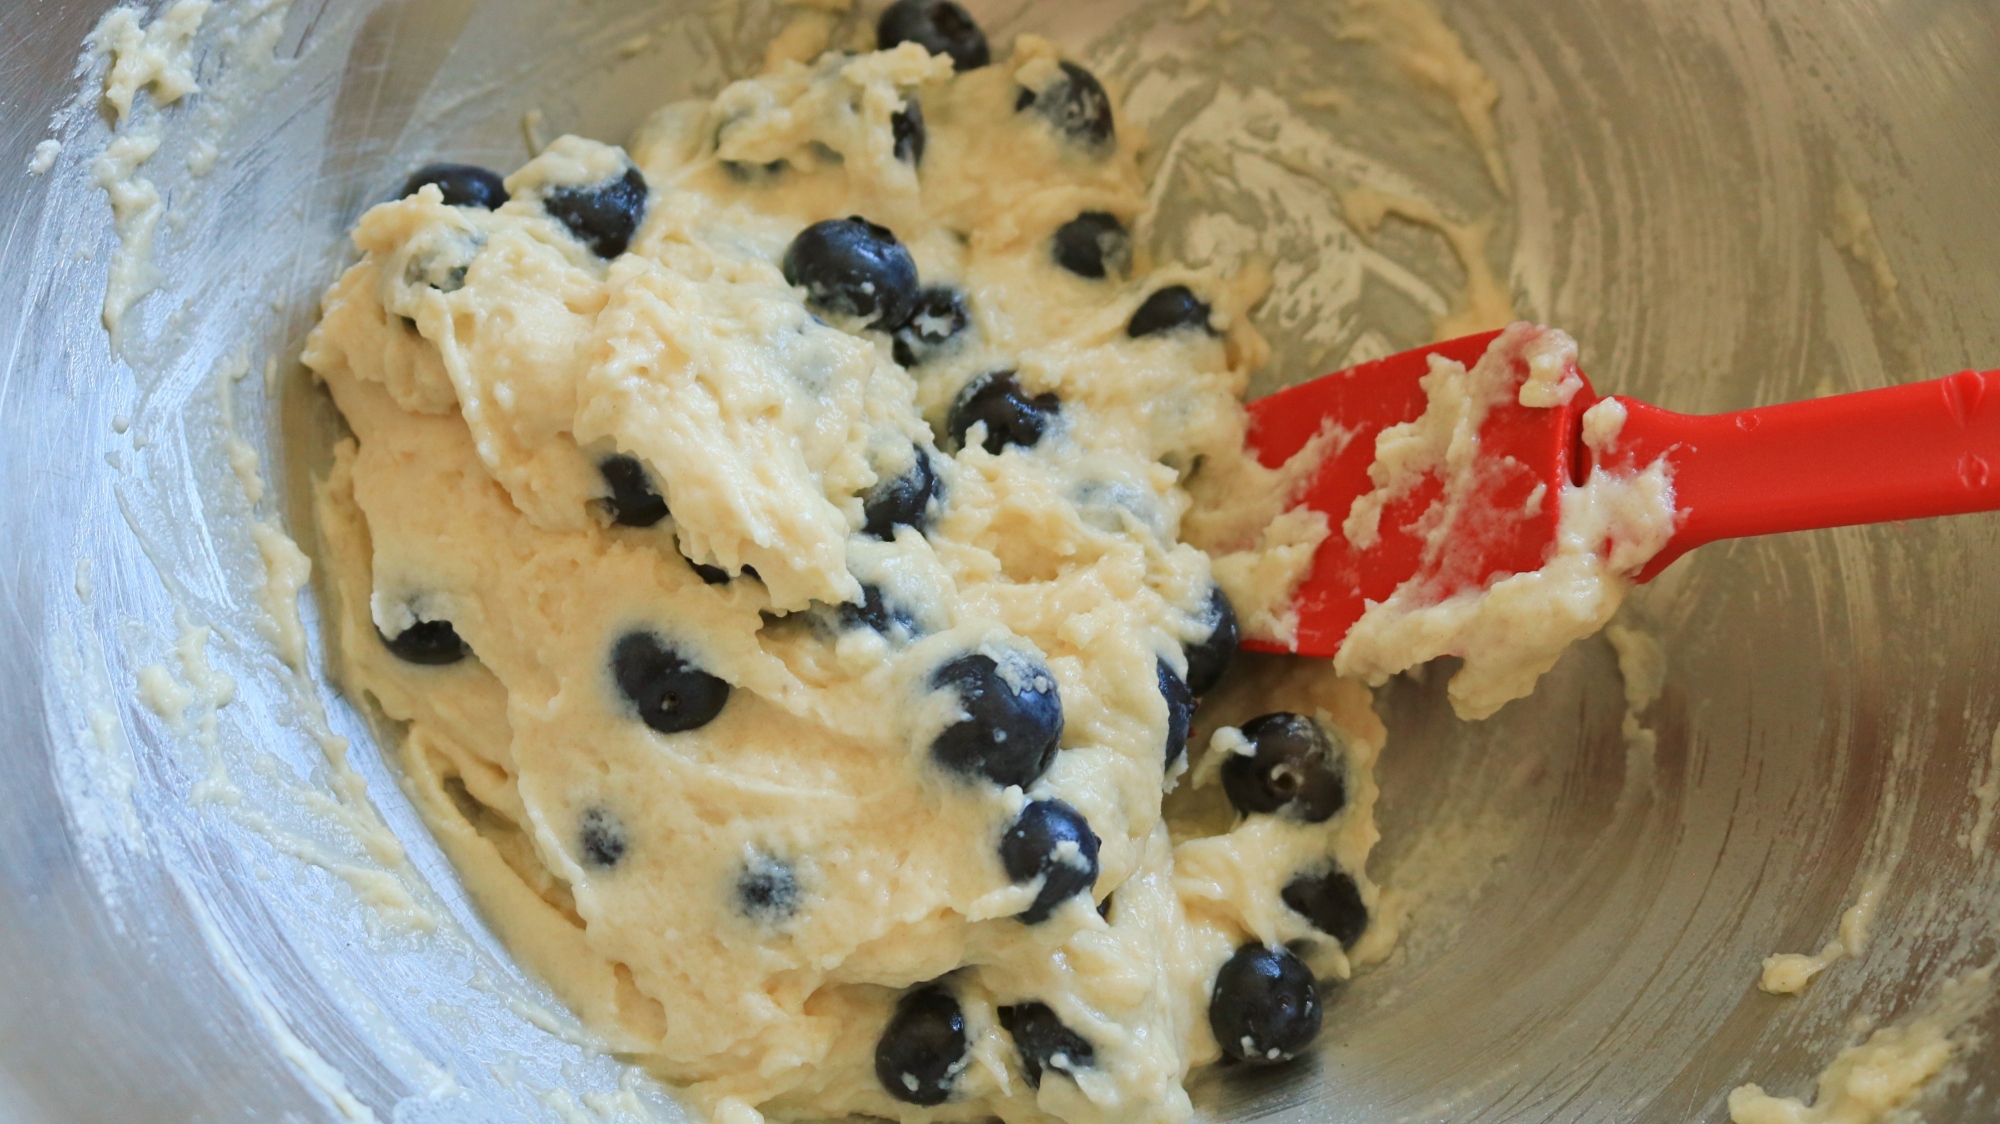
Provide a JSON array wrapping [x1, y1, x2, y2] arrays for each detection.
[[3, 1, 1997, 1121]]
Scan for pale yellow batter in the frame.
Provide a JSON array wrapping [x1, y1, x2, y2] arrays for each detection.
[[307, 29, 1379, 1124]]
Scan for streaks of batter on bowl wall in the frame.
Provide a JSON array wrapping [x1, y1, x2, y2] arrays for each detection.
[[1757, 874, 1887, 997], [82, 0, 303, 340], [1728, 965, 1995, 1124], [85, 0, 208, 336]]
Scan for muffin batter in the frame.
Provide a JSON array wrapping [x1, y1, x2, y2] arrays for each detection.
[[307, 13, 1383, 1123]]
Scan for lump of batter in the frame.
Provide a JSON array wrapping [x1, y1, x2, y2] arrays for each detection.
[[307, 19, 1377, 1124], [1333, 324, 1678, 718]]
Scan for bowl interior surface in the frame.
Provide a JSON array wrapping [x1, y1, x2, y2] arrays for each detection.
[[2, 1, 1998, 1121]]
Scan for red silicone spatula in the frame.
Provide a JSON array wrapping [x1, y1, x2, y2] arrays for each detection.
[[1242, 326, 2000, 658]]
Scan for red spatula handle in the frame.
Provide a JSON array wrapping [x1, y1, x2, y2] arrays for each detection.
[[1609, 368, 2000, 580]]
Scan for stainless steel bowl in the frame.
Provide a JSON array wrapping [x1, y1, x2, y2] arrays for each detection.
[[4, 1, 1997, 1121]]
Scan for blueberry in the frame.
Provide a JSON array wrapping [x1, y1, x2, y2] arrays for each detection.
[[1282, 868, 1368, 949], [599, 454, 669, 527], [893, 99, 926, 165], [579, 807, 627, 869], [1209, 943, 1322, 1065], [947, 371, 1059, 454], [876, 0, 990, 71], [1016, 61, 1115, 152], [401, 163, 508, 209], [892, 287, 970, 367], [998, 1001, 1094, 1088], [544, 166, 648, 258], [689, 561, 759, 585], [863, 451, 936, 539], [1052, 212, 1130, 279], [379, 619, 468, 665], [612, 631, 731, 734], [1158, 658, 1193, 772], [404, 251, 472, 294], [1220, 712, 1347, 823], [929, 652, 1063, 787], [782, 216, 920, 329], [875, 985, 967, 1106], [737, 854, 799, 922], [1127, 285, 1213, 337], [1183, 585, 1238, 695], [837, 584, 918, 638], [999, 799, 1100, 924]]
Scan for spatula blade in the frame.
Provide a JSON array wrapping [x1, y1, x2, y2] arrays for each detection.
[[1242, 329, 1593, 657]]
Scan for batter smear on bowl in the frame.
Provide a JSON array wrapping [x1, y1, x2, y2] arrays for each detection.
[[309, 14, 1431, 1124]]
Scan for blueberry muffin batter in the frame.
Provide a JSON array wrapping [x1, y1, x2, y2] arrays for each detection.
[[306, 5, 1381, 1121]]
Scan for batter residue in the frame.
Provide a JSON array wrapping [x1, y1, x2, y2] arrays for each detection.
[[1332, 324, 1677, 718]]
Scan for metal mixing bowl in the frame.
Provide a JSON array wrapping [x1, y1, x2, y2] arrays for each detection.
[[4, 1, 1997, 1121]]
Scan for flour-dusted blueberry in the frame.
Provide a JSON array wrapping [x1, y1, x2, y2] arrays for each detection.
[[403, 243, 476, 293], [578, 807, 627, 869], [599, 454, 669, 527], [544, 166, 648, 258], [1158, 658, 1193, 772], [875, 985, 968, 1106], [379, 619, 468, 665], [1127, 284, 1214, 337], [999, 799, 1100, 924], [892, 287, 970, 367], [947, 371, 1059, 454], [1209, 943, 1322, 1065], [782, 216, 920, 329], [876, 0, 990, 71], [837, 584, 919, 639], [1221, 712, 1347, 823], [893, 99, 927, 166], [1016, 61, 1115, 152], [863, 451, 936, 539], [1052, 212, 1130, 279], [612, 631, 731, 733], [998, 1001, 1095, 1089], [838, 588, 889, 634], [400, 163, 509, 209], [1183, 585, 1239, 695], [929, 652, 1063, 787], [737, 853, 799, 922], [1282, 867, 1369, 949]]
